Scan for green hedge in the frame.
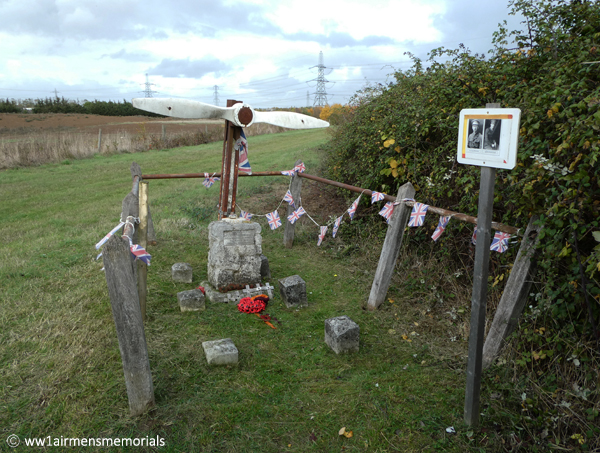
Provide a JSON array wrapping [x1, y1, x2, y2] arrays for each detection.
[[326, 0, 600, 343]]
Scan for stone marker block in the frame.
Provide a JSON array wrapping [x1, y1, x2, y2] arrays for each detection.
[[202, 338, 239, 366], [208, 219, 262, 291], [177, 289, 205, 312], [172, 263, 192, 283], [278, 275, 307, 308], [325, 316, 360, 354], [260, 254, 271, 280]]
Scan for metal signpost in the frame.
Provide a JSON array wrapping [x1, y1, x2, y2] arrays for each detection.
[[457, 105, 521, 427]]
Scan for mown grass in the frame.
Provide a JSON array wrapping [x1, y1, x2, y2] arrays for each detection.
[[0, 128, 508, 452]]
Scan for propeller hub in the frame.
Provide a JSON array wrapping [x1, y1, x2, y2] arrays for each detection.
[[233, 103, 254, 127]]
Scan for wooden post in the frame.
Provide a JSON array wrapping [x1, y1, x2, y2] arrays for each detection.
[[367, 182, 415, 311], [464, 166, 496, 427], [283, 159, 304, 248], [161, 124, 166, 142], [138, 181, 149, 321], [102, 234, 155, 416], [464, 102, 502, 427], [97, 129, 102, 154], [482, 216, 541, 369]]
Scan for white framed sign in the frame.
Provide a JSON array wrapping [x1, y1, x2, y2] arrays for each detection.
[[457, 108, 521, 169]]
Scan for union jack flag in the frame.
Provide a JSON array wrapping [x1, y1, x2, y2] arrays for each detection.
[[293, 162, 306, 173], [332, 216, 343, 237], [281, 170, 295, 176], [266, 211, 281, 230], [240, 210, 253, 221], [371, 192, 385, 204], [431, 216, 451, 241], [287, 207, 305, 224], [347, 195, 361, 220], [379, 202, 395, 223], [203, 173, 220, 188], [130, 244, 151, 265], [472, 227, 477, 245], [490, 231, 511, 253], [317, 226, 328, 246], [95, 221, 125, 250], [236, 130, 252, 174], [283, 190, 295, 207], [408, 202, 429, 227]]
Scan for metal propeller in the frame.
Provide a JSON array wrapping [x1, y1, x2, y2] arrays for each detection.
[[132, 98, 329, 129]]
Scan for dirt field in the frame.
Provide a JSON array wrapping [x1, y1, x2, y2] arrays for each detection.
[[0, 112, 220, 136]]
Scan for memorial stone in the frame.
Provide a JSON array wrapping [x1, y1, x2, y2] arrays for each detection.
[[278, 275, 307, 308], [325, 316, 360, 354], [172, 263, 193, 283], [177, 289, 205, 312], [208, 219, 262, 292], [202, 338, 239, 366]]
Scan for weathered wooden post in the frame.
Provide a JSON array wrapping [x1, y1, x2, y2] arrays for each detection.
[[283, 159, 304, 248], [97, 129, 102, 154], [102, 233, 155, 416], [464, 166, 496, 426], [458, 103, 521, 427], [482, 216, 542, 368], [161, 124, 166, 142], [138, 181, 149, 320], [367, 182, 415, 311]]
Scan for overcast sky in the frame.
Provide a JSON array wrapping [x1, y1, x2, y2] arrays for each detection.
[[0, 0, 523, 109]]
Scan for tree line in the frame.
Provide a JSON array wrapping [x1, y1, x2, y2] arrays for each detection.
[[0, 97, 163, 116]]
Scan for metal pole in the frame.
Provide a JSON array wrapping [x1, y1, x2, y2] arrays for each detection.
[[464, 165, 496, 427]]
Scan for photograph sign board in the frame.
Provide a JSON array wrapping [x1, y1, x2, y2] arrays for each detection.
[[457, 108, 521, 170]]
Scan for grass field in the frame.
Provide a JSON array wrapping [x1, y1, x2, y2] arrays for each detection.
[[0, 128, 503, 452]]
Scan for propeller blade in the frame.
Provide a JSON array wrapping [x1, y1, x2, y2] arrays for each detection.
[[132, 98, 236, 121], [253, 111, 329, 129]]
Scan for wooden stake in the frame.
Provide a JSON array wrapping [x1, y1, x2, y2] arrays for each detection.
[[97, 129, 102, 154], [482, 216, 541, 369], [283, 159, 304, 248], [367, 182, 415, 311], [102, 235, 155, 416]]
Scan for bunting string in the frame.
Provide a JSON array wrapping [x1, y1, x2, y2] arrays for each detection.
[[211, 162, 513, 251]]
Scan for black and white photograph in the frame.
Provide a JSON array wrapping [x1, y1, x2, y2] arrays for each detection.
[[467, 119, 483, 149], [483, 118, 502, 150]]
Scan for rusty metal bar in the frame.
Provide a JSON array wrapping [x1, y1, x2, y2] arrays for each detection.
[[296, 173, 519, 236], [142, 171, 284, 179], [140, 170, 520, 235]]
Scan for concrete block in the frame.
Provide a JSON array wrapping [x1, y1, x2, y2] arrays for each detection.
[[177, 289, 205, 312], [278, 275, 307, 308], [325, 316, 360, 354], [172, 263, 192, 283], [202, 338, 239, 366]]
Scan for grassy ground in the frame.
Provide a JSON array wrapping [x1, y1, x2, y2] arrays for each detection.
[[0, 128, 500, 452]]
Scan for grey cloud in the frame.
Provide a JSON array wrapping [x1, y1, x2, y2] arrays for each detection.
[[275, 30, 397, 48], [148, 57, 231, 78], [103, 49, 154, 62]]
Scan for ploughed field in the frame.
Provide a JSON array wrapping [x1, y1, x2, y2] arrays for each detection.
[[0, 112, 219, 137]]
